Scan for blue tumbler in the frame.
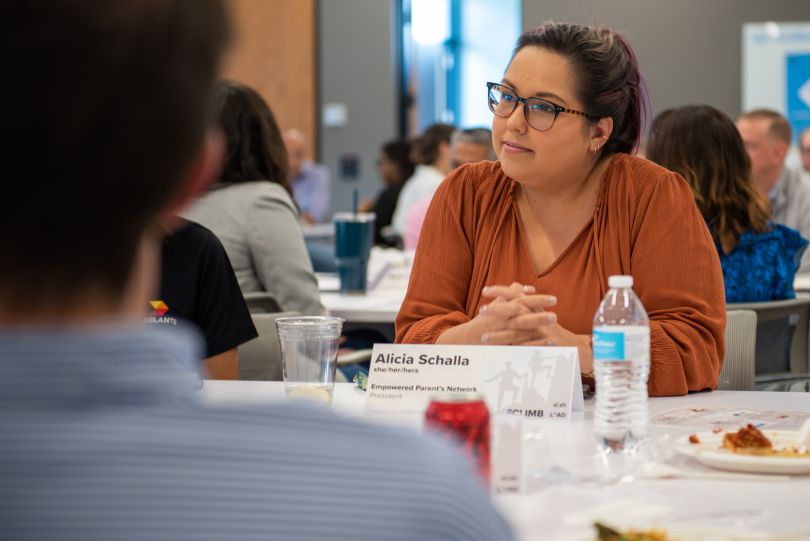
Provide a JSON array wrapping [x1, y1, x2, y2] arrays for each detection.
[[334, 212, 375, 293]]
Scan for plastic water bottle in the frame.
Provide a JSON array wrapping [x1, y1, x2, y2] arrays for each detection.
[[592, 275, 650, 453]]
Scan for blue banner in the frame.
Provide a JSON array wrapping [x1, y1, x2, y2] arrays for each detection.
[[786, 53, 810, 145]]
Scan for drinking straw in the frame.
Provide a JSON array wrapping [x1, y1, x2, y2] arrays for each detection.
[[352, 188, 359, 217]]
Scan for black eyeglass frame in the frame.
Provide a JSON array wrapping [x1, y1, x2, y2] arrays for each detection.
[[486, 82, 597, 131]]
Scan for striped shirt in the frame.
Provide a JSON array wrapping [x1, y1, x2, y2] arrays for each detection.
[[0, 324, 513, 541]]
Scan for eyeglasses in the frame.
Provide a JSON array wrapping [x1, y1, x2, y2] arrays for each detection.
[[486, 82, 594, 131]]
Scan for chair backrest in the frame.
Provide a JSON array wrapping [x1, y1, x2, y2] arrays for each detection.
[[727, 295, 810, 388], [238, 312, 299, 381], [243, 291, 282, 313], [719, 310, 757, 391]]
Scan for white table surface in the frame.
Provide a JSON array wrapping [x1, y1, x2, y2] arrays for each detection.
[[320, 290, 405, 323], [300, 222, 334, 239], [322, 256, 810, 324], [320, 262, 810, 322], [201, 381, 810, 540], [319, 248, 411, 324]]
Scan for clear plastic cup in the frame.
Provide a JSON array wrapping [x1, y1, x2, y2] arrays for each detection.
[[275, 316, 344, 404]]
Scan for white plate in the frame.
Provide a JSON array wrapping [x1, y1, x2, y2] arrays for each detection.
[[562, 525, 769, 541], [629, 526, 767, 541], [674, 429, 810, 475]]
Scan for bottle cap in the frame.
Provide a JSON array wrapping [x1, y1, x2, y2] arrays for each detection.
[[608, 275, 633, 288]]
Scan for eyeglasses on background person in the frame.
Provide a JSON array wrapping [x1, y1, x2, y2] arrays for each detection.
[[486, 81, 595, 131]]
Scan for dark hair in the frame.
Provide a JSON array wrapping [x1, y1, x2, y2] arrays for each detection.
[[514, 22, 647, 154], [647, 105, 770, 254], [412, 123, 455, 165], [738, 108, 792, 145], [0, 0, 230, 309], [215, 80, 290, 193], [381, 140, 415, 182]]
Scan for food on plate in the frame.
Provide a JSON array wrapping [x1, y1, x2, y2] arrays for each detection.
[[687, 424, 810, 457], [722, 424, 772, 454], [594, 522, 672, 541]]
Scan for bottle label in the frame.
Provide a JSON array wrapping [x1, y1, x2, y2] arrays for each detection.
[[593, 326, 650, 363], [593, 330, 624, 361]]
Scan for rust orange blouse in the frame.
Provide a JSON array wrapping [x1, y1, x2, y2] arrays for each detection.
[[395, 154, 726, 397]]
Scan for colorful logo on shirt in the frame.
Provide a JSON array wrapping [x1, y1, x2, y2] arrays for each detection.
[[150, 300, 169, 317], [146, 300, 177, 326]]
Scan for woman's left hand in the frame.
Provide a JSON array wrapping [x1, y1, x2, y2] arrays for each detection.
[[479, 285, 593, 372]]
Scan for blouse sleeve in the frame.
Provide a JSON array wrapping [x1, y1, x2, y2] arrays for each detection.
[[628, 169, 726, 396], [396, 168, 477, 343]]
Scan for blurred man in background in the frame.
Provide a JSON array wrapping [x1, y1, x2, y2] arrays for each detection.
[[284, 128, 331, 224], [800, 127, 810, 175], [737, 109, 810, 271], [450, 127, 496, 168]]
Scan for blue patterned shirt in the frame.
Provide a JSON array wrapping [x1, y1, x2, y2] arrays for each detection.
[[0, 324, 512, 541], [717, 223, 808, 303]]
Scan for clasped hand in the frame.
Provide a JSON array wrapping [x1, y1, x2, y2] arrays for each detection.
[[475, 282, 567, 346]]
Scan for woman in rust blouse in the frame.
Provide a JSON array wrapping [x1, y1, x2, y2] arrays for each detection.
[[395, 22, 726, 397]]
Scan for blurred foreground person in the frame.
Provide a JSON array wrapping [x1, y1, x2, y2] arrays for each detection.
[[0, 2, 513, 540]]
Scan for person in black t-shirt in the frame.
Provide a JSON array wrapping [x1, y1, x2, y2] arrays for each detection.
[[147, 218, 257, 379], [358, 140, 414, 246]]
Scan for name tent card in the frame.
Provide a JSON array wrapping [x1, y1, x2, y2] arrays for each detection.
[[366, 344, 584, 420]]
